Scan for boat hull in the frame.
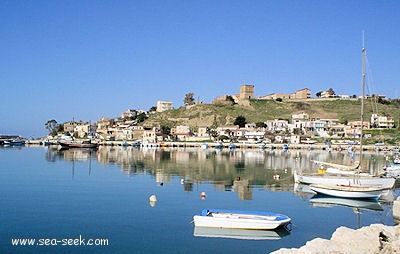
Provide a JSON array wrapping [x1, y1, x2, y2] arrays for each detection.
[[309, 184, 385, 200], [193, 209, 291, 230], [294, 171, 395, 189], [58, 141, 98, 149]]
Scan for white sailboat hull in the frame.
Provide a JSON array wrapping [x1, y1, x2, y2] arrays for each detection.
[[294, 171, 395, 189], [309, 184, 385, 200]]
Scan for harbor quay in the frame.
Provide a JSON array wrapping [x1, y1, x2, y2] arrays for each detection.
[[24, 139, 398, 152]]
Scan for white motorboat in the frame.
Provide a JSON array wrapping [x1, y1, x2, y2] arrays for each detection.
[[193, 209, 291, 230]]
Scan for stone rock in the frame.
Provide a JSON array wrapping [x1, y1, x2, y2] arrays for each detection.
[[393, 197, 400, 223], [271, 224, 400, 254]]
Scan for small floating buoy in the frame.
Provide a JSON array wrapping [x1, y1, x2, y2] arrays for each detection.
[[149, 194, 157, 202], [200, 191, 207, 199], [149, 194, 157, 207], [160, 182, 164, 186], [180, 179, 185, 184]]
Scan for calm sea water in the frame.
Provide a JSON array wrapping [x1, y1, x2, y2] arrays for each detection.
[[1, 146, 399, 254]]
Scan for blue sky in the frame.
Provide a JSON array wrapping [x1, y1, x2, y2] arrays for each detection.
[[1, 0, 400, 138]]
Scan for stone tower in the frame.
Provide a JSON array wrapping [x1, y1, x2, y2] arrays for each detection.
[[240, 84, 254, 100]]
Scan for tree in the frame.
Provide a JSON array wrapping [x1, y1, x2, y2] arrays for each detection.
[[45, 119, 58, 136], [137, 113, 148, 123], [208, 129, 219, 140], [183, 92, 195, 106], [327, 88, 335, 96], [256, 122, 267, 128], [316, 91, 322, 97], [234, 115, 246, 128], [160, 125, 171, 141]]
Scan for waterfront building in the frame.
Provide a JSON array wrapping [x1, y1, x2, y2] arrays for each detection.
[[371, 114, 395, 128], [172, 125, 192, 141]]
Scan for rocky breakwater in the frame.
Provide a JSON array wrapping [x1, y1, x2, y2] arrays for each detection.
[[272, 197, 400, 254]]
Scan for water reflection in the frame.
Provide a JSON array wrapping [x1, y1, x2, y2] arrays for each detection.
[[193, 226, 290, 240], [309, 195, 385, 229], [48, 147, 392, 200]]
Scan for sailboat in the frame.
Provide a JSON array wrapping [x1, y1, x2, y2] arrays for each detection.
[[294, 37, 395, 190]]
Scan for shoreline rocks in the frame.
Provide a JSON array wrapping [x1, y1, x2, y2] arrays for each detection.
[[394, 196, 400, 224], [272, 197, 400, 254], [272, 224, 400, 254]]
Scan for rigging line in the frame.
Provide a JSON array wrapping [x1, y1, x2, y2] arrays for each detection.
[[364, 53, 379, 114]]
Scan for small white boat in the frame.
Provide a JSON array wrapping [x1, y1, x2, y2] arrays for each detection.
[[309, 184, 387, 200], [383, 155, 400, 178], [4, 139, 25, 146], [293, 170, 395, 189], [193, 226, 290, 240], [200, 143, 208, 150], [384, 164, 400, 178], [58, 140, 99, 149], [193, 209, 291, 230]]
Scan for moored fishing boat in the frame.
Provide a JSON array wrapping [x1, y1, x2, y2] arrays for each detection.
[[4, 139, 26, 146], [58, 140, 99, 149], [193, 209, 291, 230]]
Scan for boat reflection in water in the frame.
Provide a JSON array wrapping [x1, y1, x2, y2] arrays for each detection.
[[193, 226, 290, 240], [309, 195, 385, 229], [309, 195, 383, 211]]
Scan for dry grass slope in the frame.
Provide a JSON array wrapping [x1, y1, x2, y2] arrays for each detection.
[[143, 99, 400, 129]]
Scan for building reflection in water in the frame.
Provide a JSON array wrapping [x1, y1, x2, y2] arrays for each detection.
[[49, 146, 390, 200]]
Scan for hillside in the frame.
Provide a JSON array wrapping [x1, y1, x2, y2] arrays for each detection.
[[142, 98, 400, 129]]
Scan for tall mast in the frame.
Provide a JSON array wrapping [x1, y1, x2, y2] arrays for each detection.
[[360, 32, 366, 171]]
